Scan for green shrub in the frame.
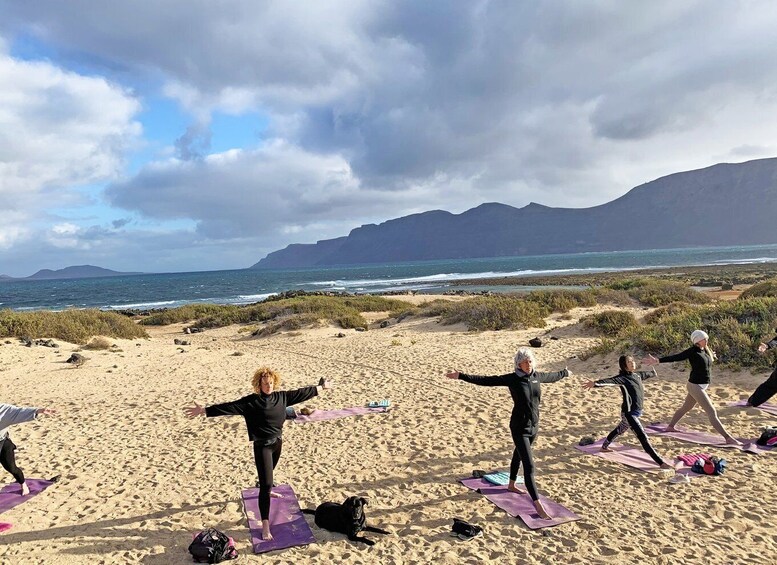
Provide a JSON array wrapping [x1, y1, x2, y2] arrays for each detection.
[[589, 288, 634, 306], [525, 289, 597, 312], [626, 280, 710, 307], [138, 296, 409, 330], [642, 302, 697, 324], [0, 309, 147, 344], [252, 314, 320, 337], [415, 300, 455, 318], [140, 304, 234, 326], [583, 310, 638, 336], [605, 278, 652, 291], [740, 278, 777, 299], [440, 296, 548, 330]]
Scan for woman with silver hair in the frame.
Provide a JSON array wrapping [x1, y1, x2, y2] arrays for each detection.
[[446, 347, 570, 520], [643, 330, 740, 445]]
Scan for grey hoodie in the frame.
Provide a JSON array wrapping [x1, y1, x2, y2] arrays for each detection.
[[0, 403, 38, 440]]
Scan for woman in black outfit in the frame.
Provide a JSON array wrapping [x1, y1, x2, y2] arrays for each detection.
[[583, 355, 673, 469], [446, 348, 570, 520], [185, 367, 332, 540], [643, 330, 740, 445], [748, 331, 777, 406]]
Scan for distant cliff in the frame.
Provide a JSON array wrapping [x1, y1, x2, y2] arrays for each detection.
[[252, 157, 777, 269], [1, 265, 142, 281]]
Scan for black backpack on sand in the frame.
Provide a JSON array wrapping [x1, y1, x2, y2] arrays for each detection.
[[188, 528, 238, 563]]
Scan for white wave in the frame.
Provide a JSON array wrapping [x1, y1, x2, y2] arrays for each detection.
[[301, 266, 649, 289], [236, 293, 275, 302], [711, 257, 777, 265], [107, 300, 177, 309]]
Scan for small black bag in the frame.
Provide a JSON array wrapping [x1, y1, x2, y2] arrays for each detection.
[[756, 426, 777, 446], [451, 518, 483, 541], [188, 528, 237, 563]]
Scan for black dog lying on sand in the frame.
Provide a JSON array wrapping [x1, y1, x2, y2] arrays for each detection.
[[302, 496, 390, 546]]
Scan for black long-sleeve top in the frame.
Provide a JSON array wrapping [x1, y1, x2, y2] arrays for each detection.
[[765, 335, 777, 350], [593, 370, 655, 415], [658, 346, 712, 385], [205, 386, 318, 442], [458, 369, 569, 436]]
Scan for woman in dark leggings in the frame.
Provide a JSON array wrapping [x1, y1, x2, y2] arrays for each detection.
[[0, 403, 56, 495], [583, 355, 673, 469], [748, 332, 777, 406], [446, 348, 570, 520], [186, 367, 332, 540]]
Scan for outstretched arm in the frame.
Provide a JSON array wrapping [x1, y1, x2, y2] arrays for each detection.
[[0, 404, 40, 426], [536, 368, 571, 384], [447, 372, 512, 386]]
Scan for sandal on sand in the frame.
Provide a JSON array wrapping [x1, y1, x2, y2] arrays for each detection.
[[669, 474, 691, 484], [472, 469, 487, 479], [300, 407, 316, 416]]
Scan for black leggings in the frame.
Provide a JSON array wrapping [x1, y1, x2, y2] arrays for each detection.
[[509, 432, 539, 501], [0, 437, 25, 484], [253, 438, 283, 520], [603, 412, 665, 465], [748, 367, 777, 407]]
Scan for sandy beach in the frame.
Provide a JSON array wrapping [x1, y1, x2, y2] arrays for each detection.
[[1, 298, 775, 564]]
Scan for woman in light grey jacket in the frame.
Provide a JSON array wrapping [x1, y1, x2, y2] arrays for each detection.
[[0, 403, 55, 495]]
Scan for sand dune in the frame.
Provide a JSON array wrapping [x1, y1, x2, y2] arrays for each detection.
[[0, 303, 775, 564]]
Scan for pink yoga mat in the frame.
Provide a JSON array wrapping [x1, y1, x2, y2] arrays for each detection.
[[644, 423, 770, 455], [0, 522, 12, 533], [727, 400, 777, 417], [575, 440, 699, 478], [0, 478, 54, 515], [241, 484, 315, 554], [459, 477, 580, 529], [292, 406, 389, 423]]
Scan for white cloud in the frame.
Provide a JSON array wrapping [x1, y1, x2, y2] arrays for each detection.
[[3, 1, 777, 272]]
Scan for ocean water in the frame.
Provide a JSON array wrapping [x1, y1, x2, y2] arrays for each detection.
[[2, 244, 777, 312]]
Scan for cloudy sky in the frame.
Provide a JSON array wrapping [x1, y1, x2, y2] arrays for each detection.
[[1, 1, 777, 276]]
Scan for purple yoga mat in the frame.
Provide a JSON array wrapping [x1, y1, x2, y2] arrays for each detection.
[[645, 423, 770, 455], [575, 440, 699, 478], [292, 406, 389, 423], [727, 400, 777, 417], [241, 484, 315, 554], [459, 477, 580, 529], [0, 479, 54, 515]]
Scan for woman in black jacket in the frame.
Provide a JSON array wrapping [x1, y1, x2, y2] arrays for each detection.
[[185, 367, 332, 540], [446, 348, 570, 520], [643, 330, 740, 445], [747, 331, 777, 406], [583, 355, 673, 469]]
